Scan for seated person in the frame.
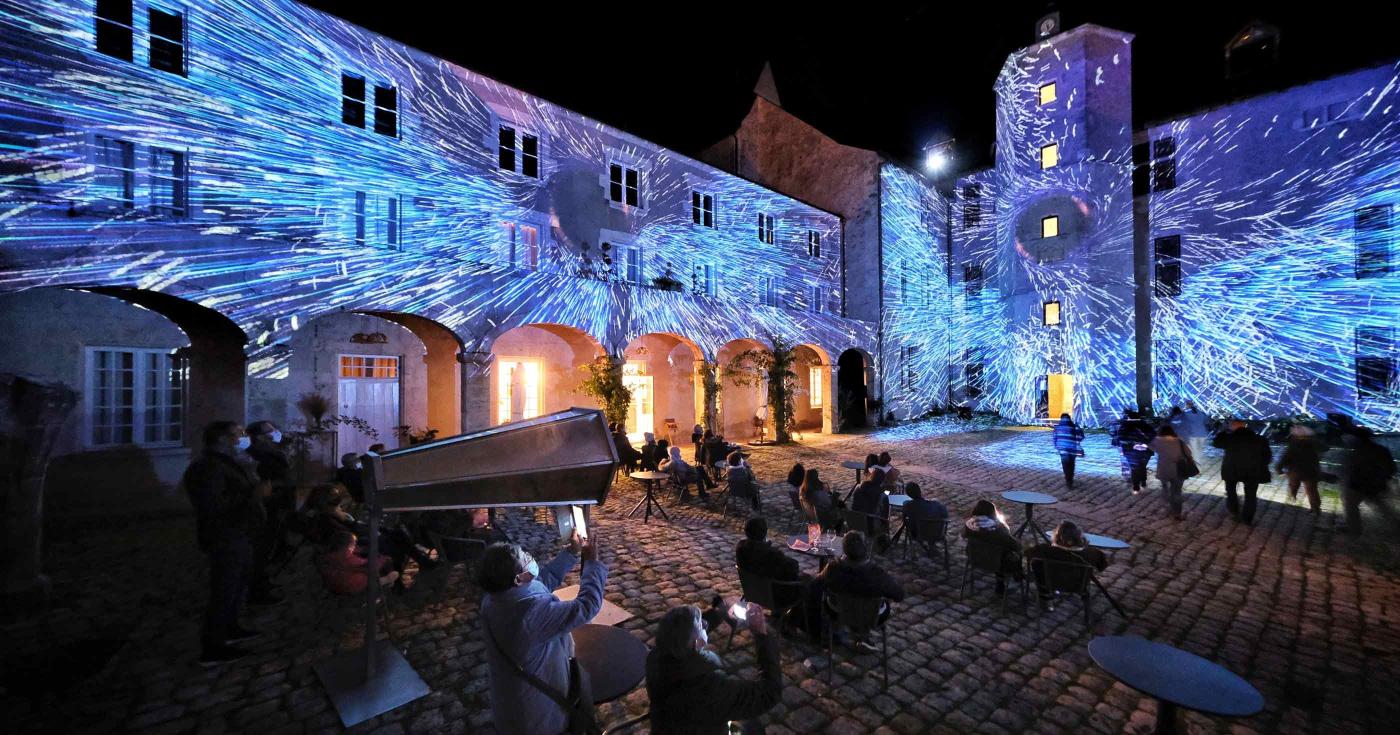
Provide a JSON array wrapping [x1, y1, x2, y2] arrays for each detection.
[[735, 517, 800, 583], [962, 499, 1023, 594], [849, 469, 890, 518], [811, 531, 905, 646], [899, 483, 948, 542], [466, 507, 510, 544], [703, 434, 733, 470], [308, 483, 437, 574], [639, 432, 664, 471], [318, 529, 400, 595], [863, 453, 879, 472], [646, 603, 782, 734], [799, 468, 838, 528], [875, 451, 901, 489], [785, 462, 805, 507], [612, 423, 642, 472], [660, 445, 711, 497], [726, 451, 761, 510], [333, 452, 365, 503], [1025, 521, 1108, 608]]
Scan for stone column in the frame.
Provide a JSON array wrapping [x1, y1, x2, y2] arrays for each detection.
[[460, 351, 493, 433]]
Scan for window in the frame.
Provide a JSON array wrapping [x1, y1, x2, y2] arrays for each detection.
[[1041, 215, 1059, 238], [503, 222, 540, 269], [496, 358, 542, 424], [339, 355, 400, 379], [149, 148, 187, 217], [93, 136, 135, 208], [148, 7, 185, 76], [86, 348, 184, 447], [758, 213, 775, 244], [964, 348, 985, 398], [810, 285, 824, 314], [1043, 300, 1061, 326], [903, 345, 920, 389], [1040, 143, 1059, 169], [609, 244, 641, 284], [1356, 327, 1396, 398], [1356, 205, 1392, 278], [353, 191, 366, 245], [759, 277, 779, 307], [381, 195, 401, 249], [498, 125, 540, 178], [963, 184, 982, 227], [341, 74, 366, 128], [1039, 82, 1057, 105], [1150, 136, 1177, 192], [608, 163, 641, 207], [1155, 235, 1182, 296], [693, 261, 717, 296], [806, 230, 821, 258], [691, 191, 715, 228], [963, 263, 983, 295], [373, 85, 397, 137], [898, 265, 908, 301], [809, 366, 823, 408], [95, 0, 134, 61]]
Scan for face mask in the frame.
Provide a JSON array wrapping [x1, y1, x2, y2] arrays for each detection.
[[270, 430, 283, 443], [354, 462, 363, 470], [235, 436, 251, 451], [524, 559, 539, 581]]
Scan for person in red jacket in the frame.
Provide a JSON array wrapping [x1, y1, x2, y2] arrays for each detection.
[[317, 529, 399, 596]]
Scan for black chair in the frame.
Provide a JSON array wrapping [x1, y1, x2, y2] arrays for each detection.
[[428, 531, 487, 576], [905, 517, 952, 575], [735, 567, 807, 644], [603, 713, 650, 734], [665, 467, 704, 502], [959, 537, 1024, 613], [787, 489, 810, 531], [1027, 556, 1097, 627], [823, 591, 890, 690], [842, 509, 889, 539]]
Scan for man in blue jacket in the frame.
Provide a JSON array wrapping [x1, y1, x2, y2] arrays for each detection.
[[479, 531, 607, 735]]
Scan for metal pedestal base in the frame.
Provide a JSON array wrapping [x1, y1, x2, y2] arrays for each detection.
[[314, 641, 430, 728]]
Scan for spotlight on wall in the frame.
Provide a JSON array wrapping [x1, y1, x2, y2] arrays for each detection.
[[922, 139, 956, 175]]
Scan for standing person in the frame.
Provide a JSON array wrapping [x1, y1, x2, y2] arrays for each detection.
[[691, 423, 705, 462], [245, 420, 292, 603], [646, 602, 782, 735], [1182, 401, 1209, 458], [479, 533, 606, 735], [1276, 425, 1324, 515], [1340, 427, 1397, 535], [1212, 419, 1273, 526], [1114, 411, 1155, 495], [1052, 413, 1086, 489], [183, 421, 265, 665], [1148, 426, 1189, 520]]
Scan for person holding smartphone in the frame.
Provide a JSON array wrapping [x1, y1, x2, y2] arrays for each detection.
[[646, 600, 782, 734]]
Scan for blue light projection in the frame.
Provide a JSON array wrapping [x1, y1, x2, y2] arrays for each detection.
[[879, 163, 952, 419], [0, 0, 872, 381], [1147, 62, 1400, 429]]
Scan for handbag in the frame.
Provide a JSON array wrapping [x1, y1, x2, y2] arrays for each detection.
[[1178, 440, 1201, 479], [484, 620, 602, 735]]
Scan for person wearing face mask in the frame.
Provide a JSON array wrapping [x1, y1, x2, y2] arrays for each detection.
[[646, 601, 783, 734], [182, 421, 267, 666], [478, 532, 606, 735], [245, 420, 294, 603], [333, 452, 365, 504]]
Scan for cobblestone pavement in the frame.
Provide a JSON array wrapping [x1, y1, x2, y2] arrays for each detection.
[[6, 419, 1400, 734]]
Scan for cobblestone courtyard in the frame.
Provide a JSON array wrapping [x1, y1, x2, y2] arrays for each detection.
[[6, 421, 1400, 734]]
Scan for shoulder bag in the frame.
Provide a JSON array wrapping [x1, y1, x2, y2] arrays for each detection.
[[483, 620, 602, 735]]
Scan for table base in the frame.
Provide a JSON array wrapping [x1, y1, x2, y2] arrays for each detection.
[[629, 481, 669, 523]]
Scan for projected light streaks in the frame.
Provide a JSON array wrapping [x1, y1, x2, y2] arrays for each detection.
[[1148, 62, 1400, 429], [0, 0, 871, 380]]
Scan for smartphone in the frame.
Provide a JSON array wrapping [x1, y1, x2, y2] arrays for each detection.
[[729, 601, 748, 620], [572, 505, 588, 540]]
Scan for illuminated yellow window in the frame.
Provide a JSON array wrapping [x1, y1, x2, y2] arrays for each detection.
[[1042, 215, 1059, 238], [1041, 143, 1059, 169], [496, 357, 541, 424], [340, 355, 399, 379], [1044, 300, 1061, 326], [809, 366, 823, 408], [1039, 82, 1057, 105]]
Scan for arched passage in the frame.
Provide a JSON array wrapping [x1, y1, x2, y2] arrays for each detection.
[[362, 312, 464, 438], [717, 338, 768, 442], [838, 348, 874, 430], [621, 332, 703, 444], [489, 323, 605, 424], [793, 343, 834, 435]]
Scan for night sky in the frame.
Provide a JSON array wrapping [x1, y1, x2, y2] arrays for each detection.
[[303, 0, 1400, 175]]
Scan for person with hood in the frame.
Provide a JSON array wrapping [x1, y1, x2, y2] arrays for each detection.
[[1114, 410, 1156, 495], [646, 602, 782, 734], [661, 443, 711, 499], [1182, 401, 1210, 458], [1276, 425, 1324, 514], [1052, 413, 1086, 488], [1340, 427, 1397, 535], [962, 499, 1022, 594], [1212, 419, 1274, 525], [1148, 425, 1190, 520], [639, 432, 664, 471], [479, 533, 605, 735]]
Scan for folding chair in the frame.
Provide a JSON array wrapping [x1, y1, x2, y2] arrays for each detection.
[[842, 509, 889, 539], [734, 566, 807, 646], [905, 517, 952, 575], [428, 531, 487, 577], [959, 537, 1024, 613], [824, 591, 890, 690], [1027, 556, 1097, 627]]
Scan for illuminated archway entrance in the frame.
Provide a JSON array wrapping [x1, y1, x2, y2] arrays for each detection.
[[621, 333, 703, 444], [488, 324, 605, 425]]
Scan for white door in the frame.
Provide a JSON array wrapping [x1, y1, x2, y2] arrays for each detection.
[[338, 355, 401, 455], [622, 372, 654, 441]]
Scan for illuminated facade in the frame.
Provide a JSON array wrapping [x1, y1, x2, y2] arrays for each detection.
[[0, 0, 873, 492], [952, 25, 1400, 428]]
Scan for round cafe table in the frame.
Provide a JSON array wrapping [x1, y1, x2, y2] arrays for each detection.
[[573, 623, 649, 705], [1089, 635, 1263, 733], [628, 471, 672, 523], [1000, 490, 1058, 542], [840, 460, 866, 501], [1043, 530, 1131, 550]]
